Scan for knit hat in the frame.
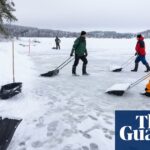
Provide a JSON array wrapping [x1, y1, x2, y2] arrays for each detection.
[[137, 34, 142, 38], [81, 31, 86, 35]]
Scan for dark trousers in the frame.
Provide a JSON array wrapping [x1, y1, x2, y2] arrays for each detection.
[[135, 55, 148, 65], [56, 43, 60, 49], [73, 55, 88, 67]]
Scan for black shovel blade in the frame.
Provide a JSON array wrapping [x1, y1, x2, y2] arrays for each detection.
[[40, 69, 59, 77], [0, 82, 22, 100], [140, 92, 150, 97], [0, 117, 22, 150], [107, 90, 125, 96], [112, 68, 122, 72]]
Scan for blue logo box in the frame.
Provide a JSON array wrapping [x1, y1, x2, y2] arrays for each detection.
[[115, 111, 150, 150]]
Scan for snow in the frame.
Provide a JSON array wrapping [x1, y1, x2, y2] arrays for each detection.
[[109, 65, 122, 71], [1, 37, 150, 150], [106, 83, 131, 92]]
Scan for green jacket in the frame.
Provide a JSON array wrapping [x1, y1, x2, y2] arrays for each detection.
[[72, 37, 87, 56]]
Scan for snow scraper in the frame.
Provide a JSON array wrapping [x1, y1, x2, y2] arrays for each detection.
[[111, 55, 135, 72], [0, 83, 22, 100], [0, 117, 22, 150], [0, 40, 22, 100], [106, 72, 150, 96], [41, 57, 74, 77]]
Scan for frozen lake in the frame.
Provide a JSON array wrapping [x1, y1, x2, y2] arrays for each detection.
[[0, 37, 150, 150]]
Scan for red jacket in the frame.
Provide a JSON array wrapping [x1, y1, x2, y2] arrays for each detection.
[[135, 36, 146, 56]]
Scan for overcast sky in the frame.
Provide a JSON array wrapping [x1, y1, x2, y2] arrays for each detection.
[[13, 0, 150, 32]]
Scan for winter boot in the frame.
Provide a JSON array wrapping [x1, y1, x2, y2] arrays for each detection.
[[131, 63, 138, 72], [72, 66, 77, 75], [145, 63, 150, 72], [82, 64, 89, 75]]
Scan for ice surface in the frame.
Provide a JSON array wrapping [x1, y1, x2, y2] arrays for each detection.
[[0, 38, 150, 150]]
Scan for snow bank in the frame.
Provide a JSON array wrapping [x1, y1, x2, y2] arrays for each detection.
[[0, 40, 39, 118]]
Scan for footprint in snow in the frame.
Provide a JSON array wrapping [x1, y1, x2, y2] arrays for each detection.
[[105, 134, 112, 140], [82, 146, 90, 150], [36, 117, 45, 128], [79, 130, 92, 139], [88, 115, 98, 121], [19, 148, 27, 150], [19, 141, 26, 146], [102, 127, 114, 140], [47, 121, 58, 137], [62, 145, 73, 150], [89, 143, 99, 150], [31, 141, 44, 148], [61, 129, 73, 137]]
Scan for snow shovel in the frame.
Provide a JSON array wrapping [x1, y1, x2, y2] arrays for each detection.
[[106, 72, 150, 96], [0, 117, 22, 150], [111, 55, 135, 72], [41, 57, 74, 77], [0, 40, 22, 100], [0, 82, 22, 100]]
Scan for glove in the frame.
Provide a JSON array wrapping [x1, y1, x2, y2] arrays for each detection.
[[85, 52, 88, 57], [70, 49, 74, 57], [70, 53, 73, 57]]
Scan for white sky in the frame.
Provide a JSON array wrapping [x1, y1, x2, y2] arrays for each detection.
[[13, 0, 150, 32]]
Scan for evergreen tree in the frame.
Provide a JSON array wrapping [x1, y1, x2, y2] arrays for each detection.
[[0, 0, 17, 34]]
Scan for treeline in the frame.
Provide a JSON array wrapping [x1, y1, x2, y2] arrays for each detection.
[[1, 24, 150, 39]]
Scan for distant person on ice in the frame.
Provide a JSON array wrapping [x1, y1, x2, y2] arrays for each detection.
[[70, 31, 89, 75], [131, 34, 150, 72], [55, 36, 61, 50]]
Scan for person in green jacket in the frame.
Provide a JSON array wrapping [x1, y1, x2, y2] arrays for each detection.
[[70, 31, 88, 75]]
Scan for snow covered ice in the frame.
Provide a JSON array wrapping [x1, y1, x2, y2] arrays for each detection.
[[1, 38, 150, 150]]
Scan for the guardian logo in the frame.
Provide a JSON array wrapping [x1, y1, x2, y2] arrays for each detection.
[[120, 114, 150, 141], [115, 111, 150, 150]]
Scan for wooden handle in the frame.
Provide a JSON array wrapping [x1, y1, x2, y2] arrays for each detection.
[[12, 40, 15, 83], [29, 39, 31, 55]]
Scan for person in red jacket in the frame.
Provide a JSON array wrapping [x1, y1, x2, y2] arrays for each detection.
[[131, 34, 150, 72]]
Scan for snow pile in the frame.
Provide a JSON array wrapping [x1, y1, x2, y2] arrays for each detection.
[[0, 40, 40, 120], [106, 83, 131, 92]]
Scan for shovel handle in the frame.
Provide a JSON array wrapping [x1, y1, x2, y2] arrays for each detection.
[[130, 72, 150, 88], [58, 57, 74, 70], [12, 40, 15, 83], [55, 57, 72, 70], [121, 55, 135, 68]]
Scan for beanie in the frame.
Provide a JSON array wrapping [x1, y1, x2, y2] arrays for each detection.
[[81, 31, 86, 35], [137, 34, 142, 38]]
